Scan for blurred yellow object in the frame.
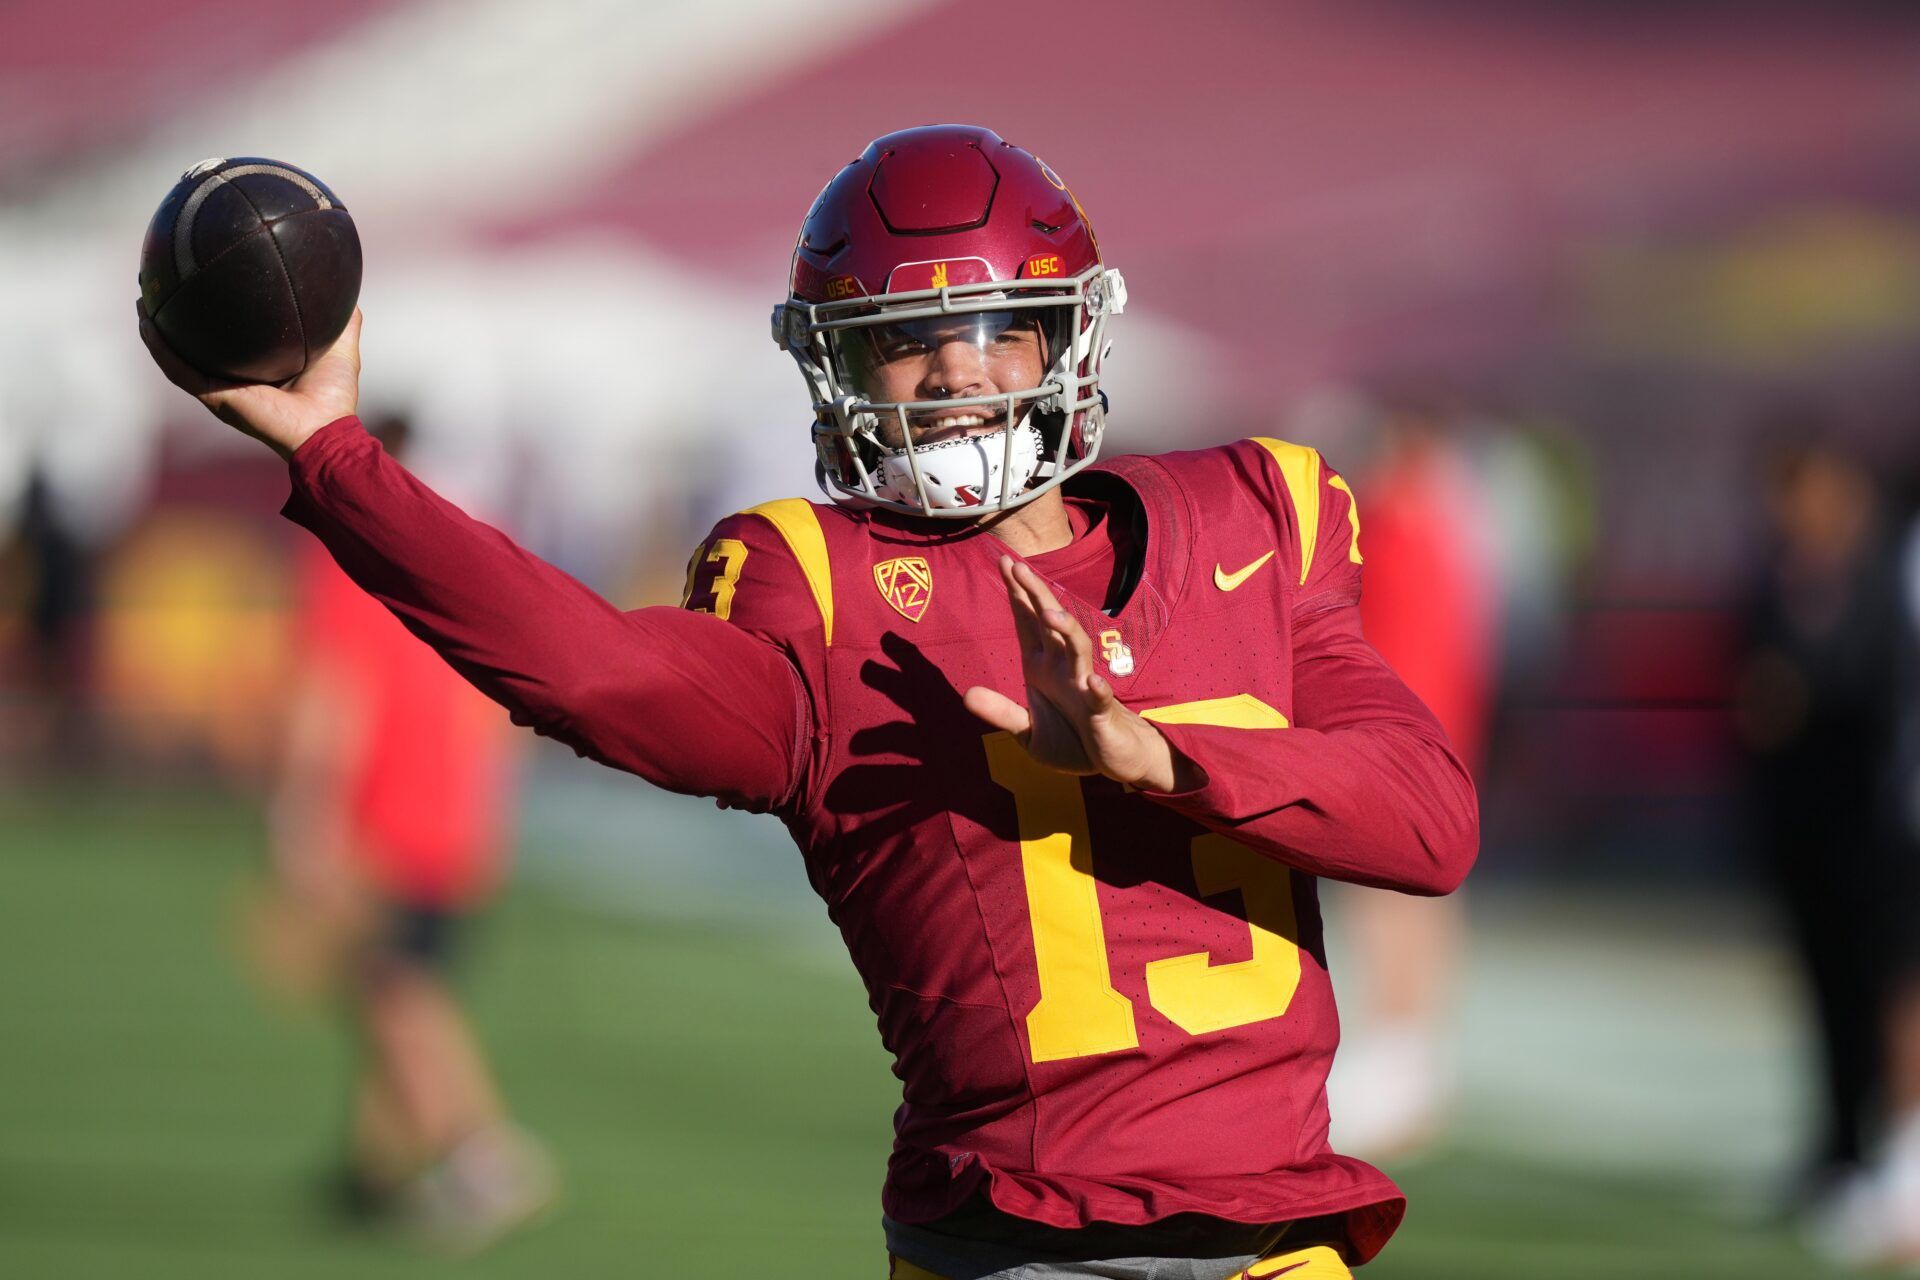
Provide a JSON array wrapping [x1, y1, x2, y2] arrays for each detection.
[[95, 510, 292, 778], [1577, 209, 1920, 364]]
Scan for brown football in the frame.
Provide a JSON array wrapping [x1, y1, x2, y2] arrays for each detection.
[[138, 157, 362, 384]]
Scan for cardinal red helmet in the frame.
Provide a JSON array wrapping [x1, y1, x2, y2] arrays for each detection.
[[772, 124, 1126, 516]]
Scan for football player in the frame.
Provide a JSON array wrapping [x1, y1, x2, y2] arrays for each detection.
[[140, 125, 1478, 1279]]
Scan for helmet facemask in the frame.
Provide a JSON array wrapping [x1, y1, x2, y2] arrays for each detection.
[[776, 267, 1126, 518]]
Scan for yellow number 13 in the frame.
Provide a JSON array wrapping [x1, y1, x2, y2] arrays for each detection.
[[984, 695, 1303, 1064]]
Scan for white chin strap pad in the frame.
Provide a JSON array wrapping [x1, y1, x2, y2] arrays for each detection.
[[875, 423, 1042, 511]]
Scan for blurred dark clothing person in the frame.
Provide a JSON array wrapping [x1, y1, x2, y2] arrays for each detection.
[[11, 469, 97, 763], [1737, 438, 1917, 1202]]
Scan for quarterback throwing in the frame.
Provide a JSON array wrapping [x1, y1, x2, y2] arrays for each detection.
[[141, 125, 1477, 1280]]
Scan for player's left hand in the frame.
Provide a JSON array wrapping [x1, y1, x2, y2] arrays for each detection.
[[964, 558, 1199, 793]]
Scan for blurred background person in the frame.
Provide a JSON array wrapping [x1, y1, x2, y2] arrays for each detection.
[[247, 414, 553, 1252], [1323, 392, 1501, 1159], [1813, 479, 1920, 1267], [1735, 427, 1920, 1264], [0, 355, 157, 772], [5, 470, 99, 765], [1882, 511, 1920, 1262]]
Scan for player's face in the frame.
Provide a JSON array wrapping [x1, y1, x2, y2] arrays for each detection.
[[844, 310, 1048, 448]]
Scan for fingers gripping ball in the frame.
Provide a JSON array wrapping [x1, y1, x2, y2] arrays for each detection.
[[138, 157, 362, 385]]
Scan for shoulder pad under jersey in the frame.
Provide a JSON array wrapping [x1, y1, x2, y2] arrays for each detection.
[[683, 497, 839, 652], [1243, 436, 1363, 606]]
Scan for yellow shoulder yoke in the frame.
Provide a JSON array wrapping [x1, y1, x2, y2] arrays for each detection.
[[1246, 438, 1323, 586], [743, 498, 834, 646]]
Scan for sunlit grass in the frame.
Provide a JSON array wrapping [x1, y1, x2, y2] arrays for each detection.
[[0, 784, 1851, 1278]]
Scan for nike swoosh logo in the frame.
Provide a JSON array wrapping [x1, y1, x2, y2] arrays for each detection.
[[1245, 1262, 1307, 1278], [1214, 550, 1276, 591]]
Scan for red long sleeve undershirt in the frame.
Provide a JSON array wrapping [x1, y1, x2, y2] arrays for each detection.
[[283, 417, 808, 813]]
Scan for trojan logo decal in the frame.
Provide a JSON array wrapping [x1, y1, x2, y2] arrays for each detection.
[[874, 556, 933, 623]]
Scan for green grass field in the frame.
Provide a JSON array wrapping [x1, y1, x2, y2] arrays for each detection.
[[0, 783, 1856, 1278]]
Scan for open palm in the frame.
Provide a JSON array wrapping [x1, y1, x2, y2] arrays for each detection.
[[963, 557, 1185, 791]]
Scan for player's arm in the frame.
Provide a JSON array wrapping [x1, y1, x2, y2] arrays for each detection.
[[267, 649, 363, 898], [1141, 458, 1479, 895], [1144, 600, 1479, 895], [281, 421, 807, 811], [139, 311, 807, 810], [968, 454, 1477, 895], [971, 558, 1477, 896]]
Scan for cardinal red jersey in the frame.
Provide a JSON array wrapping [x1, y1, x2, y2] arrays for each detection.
[[285, 423, 1476, 1266], [679, 440, 1468, 1261]]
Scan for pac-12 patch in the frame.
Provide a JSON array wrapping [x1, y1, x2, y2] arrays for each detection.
[[874, 556, 933, 623]]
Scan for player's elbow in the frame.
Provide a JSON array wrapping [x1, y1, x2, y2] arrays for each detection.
[[1411, 832, 1477, 896], [1405, 767, 1480, 896]]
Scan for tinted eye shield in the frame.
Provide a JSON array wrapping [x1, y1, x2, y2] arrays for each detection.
[[866, 309, 1024, 357], [775, 267, 1114, 414], [845, 311, 1044, 417]]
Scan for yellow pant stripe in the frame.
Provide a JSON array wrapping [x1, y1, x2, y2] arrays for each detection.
[[1237, 1244, 1353, 1279], [888, 1242, 1350, 1280]]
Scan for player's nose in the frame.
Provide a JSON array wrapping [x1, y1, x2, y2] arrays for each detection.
[[924, 338, 988, 398]]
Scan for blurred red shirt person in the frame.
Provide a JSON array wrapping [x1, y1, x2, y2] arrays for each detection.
[[295, 539, 515, 909], [1357, 431, 1496, 774]]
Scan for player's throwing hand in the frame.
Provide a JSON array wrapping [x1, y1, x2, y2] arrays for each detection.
[[137, 301, 363, 460], [964, 557, 1198, 794]]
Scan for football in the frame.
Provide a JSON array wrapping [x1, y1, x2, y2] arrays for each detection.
[[138, 157, 361, 385]]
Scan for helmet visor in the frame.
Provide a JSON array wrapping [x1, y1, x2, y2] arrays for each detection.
[[832, 308, 1062, 417]]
